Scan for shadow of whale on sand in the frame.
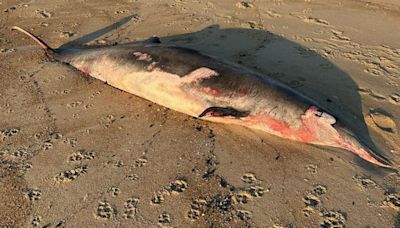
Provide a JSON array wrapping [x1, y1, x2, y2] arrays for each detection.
[[57, 17, 392, 171]]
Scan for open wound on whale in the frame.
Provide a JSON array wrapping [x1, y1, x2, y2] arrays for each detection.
[[133, 52, 153, 62], [232, 106, 335, 143]]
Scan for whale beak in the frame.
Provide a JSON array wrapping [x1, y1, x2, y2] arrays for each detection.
[[335, 126, 392, 168]]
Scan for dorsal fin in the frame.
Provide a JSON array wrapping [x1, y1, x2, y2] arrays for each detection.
[[11, 26, 55, 53], [144, 36, 161, 44]]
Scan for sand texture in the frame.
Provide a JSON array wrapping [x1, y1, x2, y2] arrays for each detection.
[[1, 0, 400, 227]]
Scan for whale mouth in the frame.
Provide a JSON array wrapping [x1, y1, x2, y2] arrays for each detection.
[[301, 106, 393, 168], [335, 126, 393, 168]]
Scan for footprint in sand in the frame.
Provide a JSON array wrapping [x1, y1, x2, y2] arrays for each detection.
[[54, 165, 88, 183], [100, 114, 119, 128], [357, 87, 386, 101], [68, 149, 95, 162], [383, 193, 400, 211], [246, 185, 266, 198], [5, 148, 27, 160], [31, 216, 42, 227], [35, 9, 53, 18], [50, 132, 63, 140], [302, 185, 327, 216], [239, 172, 267, 198], [89, 90, 101, 99], [26, 189, 42, 201], [169, 179, 189, 194], [123, 197, 139, 219], [241, 172, 258, 184], [114, 160, 124, 168], [0, 48, 16, 53], [135, 157, 147, 167], [41, 141, 53, 151], [63, 137, 77, 147], [265, 10, 282, 18], [23, 161, 33, 172], [312, 185, 327, 196], [302, 16, 330, 26], [108, 187, 120, 197], [158, 212, 172, 225], [303, 194, 321, 208], [353, 175, 379, 189], [236, 210, 252, 221], [236, 1, 254, 9], [0, 128, 19, 137], [187, 198, 207, 220], [364, 67, 384, 77], [151, 192, 165, 205], [389, 92, 400, 105], [320, 210, 347, 228], [150, 179, 188, 205], [306, 164, 318, 174], [247, 21, 263, 29], [301, 185, 347, 226], [126, 173, 139, 181], [84, 103, 93, 109], [233, 191, 253, 204], [95, 201, 116, 219], [61, 89, 71, 95], [66, 101, 82, 108], [369, 109, 397, 133], [331, 30, 351, 41]]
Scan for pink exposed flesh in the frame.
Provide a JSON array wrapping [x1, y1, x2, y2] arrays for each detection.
[[336, 139, 391, 168]]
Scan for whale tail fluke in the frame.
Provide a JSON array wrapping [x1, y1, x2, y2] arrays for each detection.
[[11, 26, 56, 53]]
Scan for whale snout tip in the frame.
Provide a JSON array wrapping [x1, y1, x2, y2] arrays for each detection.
[[355, 147, 393, 168], [336, 127, 393, 168]]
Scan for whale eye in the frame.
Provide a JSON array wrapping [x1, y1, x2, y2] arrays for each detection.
[[318, 111, 336, 125], [305, 106, 336, 125], [314, 109, 324, 117]]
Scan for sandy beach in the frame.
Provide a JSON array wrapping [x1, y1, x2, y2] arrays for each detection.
[[1, 0, 399, 227]]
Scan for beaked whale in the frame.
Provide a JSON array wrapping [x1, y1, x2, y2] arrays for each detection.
[[11, 26, 392, 168]]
